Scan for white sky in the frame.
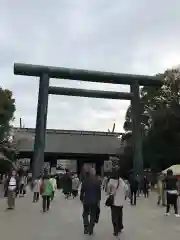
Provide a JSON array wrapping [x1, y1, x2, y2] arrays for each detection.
[[1, 0, 180, 132]]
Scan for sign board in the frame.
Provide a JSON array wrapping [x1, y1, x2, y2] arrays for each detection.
[[50, 167, 56, 175], [104, 160, 112, 172], [18, 158, 30, 166], [56, 169, 66, 174], [57, 159, 68, 168], [28, 172, 32, 178], [69, 160, 77, 172], [57, 159, 77, 172], [57, 159, 62, 168], [109, 156, 119, 167], [18, 158, 30, 171], [43, 162, 50, 174]]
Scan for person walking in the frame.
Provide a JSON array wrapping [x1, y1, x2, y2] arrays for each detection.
[[72, 174, 80, 198], [50, 175, 57, 201], [40, 175, 53, 213], [4, 170, 19, 210], [62, 170, 72, 199], [106, 168, 126, 238], [80, 168, 101, 236], [32, 176, 41, 202], [124, 179, 130, 200], [102, 176, 108, 191], [136, 174, 141, 197], [162, 176, 166, 206], [157, 175, 164, 206], [129, 174, 138, 205], [143, 176, 149, 198], [19, 175, 25, 197], [164, 169, 180, 217]]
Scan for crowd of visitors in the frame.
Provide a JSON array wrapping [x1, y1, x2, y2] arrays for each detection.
[[1, 165, 180, 239], [156, 169, 180, 217]]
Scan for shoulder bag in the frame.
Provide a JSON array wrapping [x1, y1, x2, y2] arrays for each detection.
[[105, 179, 119, 207]]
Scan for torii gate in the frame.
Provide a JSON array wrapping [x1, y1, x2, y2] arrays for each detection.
[[14, 63, 162, 178]]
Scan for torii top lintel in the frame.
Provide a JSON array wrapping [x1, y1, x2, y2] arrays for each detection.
[[14, 63, 163, 86]]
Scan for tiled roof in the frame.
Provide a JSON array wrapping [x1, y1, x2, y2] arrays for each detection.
[[13, 128, 122, 155]]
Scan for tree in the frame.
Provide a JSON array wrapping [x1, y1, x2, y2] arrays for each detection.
[[123, 67, 180, 171], [0, 87, 16, 172], [0, 87, 16, 142]]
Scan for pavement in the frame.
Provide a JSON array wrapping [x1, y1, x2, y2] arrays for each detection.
[[0, 189, 180, 240]]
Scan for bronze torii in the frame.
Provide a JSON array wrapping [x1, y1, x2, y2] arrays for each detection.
[[14, 63, 162, 178]]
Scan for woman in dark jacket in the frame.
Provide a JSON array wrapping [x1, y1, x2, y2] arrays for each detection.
[[62, 170, 72, 199]]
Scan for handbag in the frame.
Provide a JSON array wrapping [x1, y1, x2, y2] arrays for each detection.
[[105, 194, 114, 207], [105, 179, 120, 207], [40, 182, 45, 195]]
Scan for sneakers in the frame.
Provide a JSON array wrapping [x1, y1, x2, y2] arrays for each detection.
[[88, 225, 94, 236], [164, 212, 180, 217], [88, 229, 94, 236], [84, 228, 89, 235], [113, 232, 118, 237], [113, 228, 124, 236], [84, 228, 94, 236]]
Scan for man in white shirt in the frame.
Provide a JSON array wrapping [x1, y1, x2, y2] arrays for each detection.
[[5, 170, 19, 210]]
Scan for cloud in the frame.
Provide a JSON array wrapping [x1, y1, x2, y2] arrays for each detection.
[[0, 0, 180, 132]]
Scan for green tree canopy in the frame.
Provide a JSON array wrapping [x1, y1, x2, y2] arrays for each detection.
[[123, 68, 180, 172], [0, 87, 16, 142], [0, 87, 16, 171]]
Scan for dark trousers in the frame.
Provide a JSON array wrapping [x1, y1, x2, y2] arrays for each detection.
[[83, 204, 97, 231], [33, 192, 39, 202], [144, 188, 149, 198], [111, 206, 123, 235], [130, 189, 137, 205], [19, 184, 25, 195], [64, 191, 71, 199], [137, 187, 140, 197], [51, 191, 55, 201], [72, 190, 78, 198], [42, 196, 51, 212], [7, 190, 16, 209], [166, 193, 178, 214]]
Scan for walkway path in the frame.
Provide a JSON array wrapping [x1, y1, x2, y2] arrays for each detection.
[[0, 190, 180, 239]]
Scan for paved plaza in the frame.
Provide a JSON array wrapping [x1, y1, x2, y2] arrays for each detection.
[[0, 189, 180, 240]]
